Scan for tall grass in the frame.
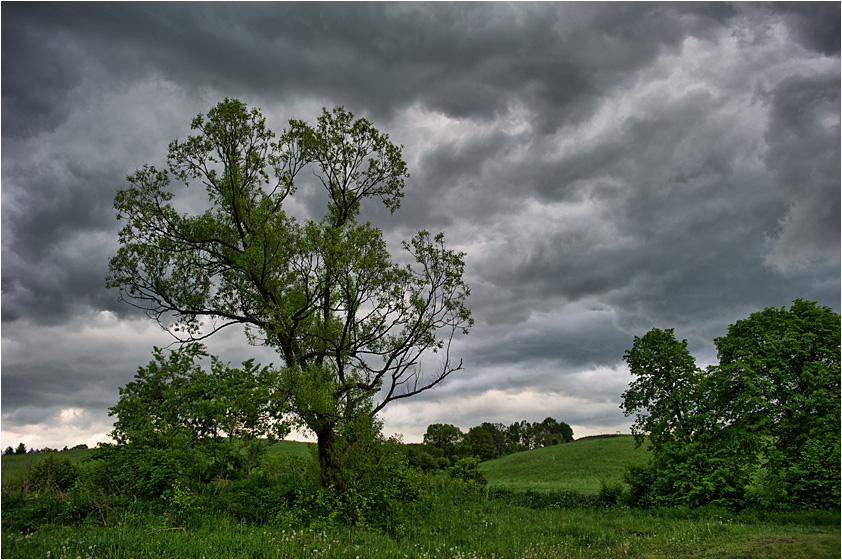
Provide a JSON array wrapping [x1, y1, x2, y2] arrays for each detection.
[[2, 485, 838, 558]]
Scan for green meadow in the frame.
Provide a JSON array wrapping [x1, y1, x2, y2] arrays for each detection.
[[2, 437, 839, 559], [482, 434, 650, 493]]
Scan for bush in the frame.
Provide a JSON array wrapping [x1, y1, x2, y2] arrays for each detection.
[[623, 463, 658, 508], [448, 456, 488, 489], [1, 460, 119, 531], [487, 487, 596, 509], [92, 443, 191, 500], [30, 454, 79, 493], [596, 480, 625, 508], [210, 472, 298, 524]]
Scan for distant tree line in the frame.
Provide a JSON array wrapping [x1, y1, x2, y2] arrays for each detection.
[[3, 443, 88, 456], [404, 417, 573, 470]]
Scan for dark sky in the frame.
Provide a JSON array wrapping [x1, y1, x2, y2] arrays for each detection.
[[2, 2, 839, 447]]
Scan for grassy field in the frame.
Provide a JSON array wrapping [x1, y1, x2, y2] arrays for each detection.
[[2, 438, 839, 558], [481, 434, 650, 493], [1, 448, 93, 486]]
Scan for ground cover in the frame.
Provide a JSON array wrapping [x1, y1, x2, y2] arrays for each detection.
[[1, 489, 838, 558], [2, 440, 838, 558]]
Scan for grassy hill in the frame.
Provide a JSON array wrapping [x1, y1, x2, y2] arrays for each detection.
[[481, 435, 650, 494], [266, 439, 314, 460]]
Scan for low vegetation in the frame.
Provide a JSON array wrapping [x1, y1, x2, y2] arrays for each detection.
[[3, 436, 839, 558]]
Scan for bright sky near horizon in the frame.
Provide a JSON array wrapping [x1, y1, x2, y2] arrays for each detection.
[[2, 2, 839, 449]]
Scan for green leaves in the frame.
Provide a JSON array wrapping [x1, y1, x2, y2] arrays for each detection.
[[109, 344, 289, 457], [108, 98, 472, 488], [620, 300, 841, 509], [297, 106, 407, 225], [621, 328, 701, 447]]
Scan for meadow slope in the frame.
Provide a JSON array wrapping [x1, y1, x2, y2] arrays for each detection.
[[481, 434, 650, 493]]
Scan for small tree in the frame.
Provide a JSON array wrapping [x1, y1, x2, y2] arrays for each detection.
[[3, 446, 14, 456], [107, 99, 472, 489], [15, 443, 26, 455], [109, 344, 287, 479]]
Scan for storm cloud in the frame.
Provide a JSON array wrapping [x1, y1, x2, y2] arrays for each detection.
[[2, 2, 839, 447]]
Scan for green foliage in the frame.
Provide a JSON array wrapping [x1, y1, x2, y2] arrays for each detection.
[[596, 480, 625, 508], [423, 423, 464, 461], [622, 463, 658, 508], [30, 454, 80, 493], [162, 480, 201, 517], [620, 300, 841, 510], [108, 344, 287, 486], [621, 328, 702, 448], [713, 299, 841, 509], [449, 456, 488, 489], [464, 424, 500, 461], [91, 443, 190, 500], [107, 98, 473, 488]]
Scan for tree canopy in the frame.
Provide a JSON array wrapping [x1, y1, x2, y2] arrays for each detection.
[[107, 99, 473, 487], [621, 300, 840, 509]]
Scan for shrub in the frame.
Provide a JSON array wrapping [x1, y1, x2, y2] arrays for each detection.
[[487, 487, 595, 509], [622, 463, 657, 508], [92, 443, 190, 500], [596, 480, 625, 508], [448, 456, 488, 489], [210, 472, 298, 524], [30, 454, 79, 493]]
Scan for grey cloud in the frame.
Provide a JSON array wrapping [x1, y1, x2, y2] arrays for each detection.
[[762, 72, 841, 272], [1, 2, 839, 445], [772, 2, 841, 56]]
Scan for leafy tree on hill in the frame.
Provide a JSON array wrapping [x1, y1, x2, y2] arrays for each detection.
[[533, 417, 574, 447], [503, 420, 532, 453], [621, 300, 840, 509], [464, 423, 503, 461], [107, 99, 472, 490], [423, 423, 464, 462]]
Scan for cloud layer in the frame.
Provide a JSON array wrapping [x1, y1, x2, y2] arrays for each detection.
[[2, 2, 839, 447]]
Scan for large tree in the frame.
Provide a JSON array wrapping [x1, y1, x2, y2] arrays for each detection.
[[621, 328, 703, 447], [620, 301, 840, 509], [713, 299, 841, 508], [107, 99, 473, 488], [621, 328, 754, 507]]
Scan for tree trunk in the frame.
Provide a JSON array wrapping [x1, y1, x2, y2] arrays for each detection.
[[315, 425, 346, 491]]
